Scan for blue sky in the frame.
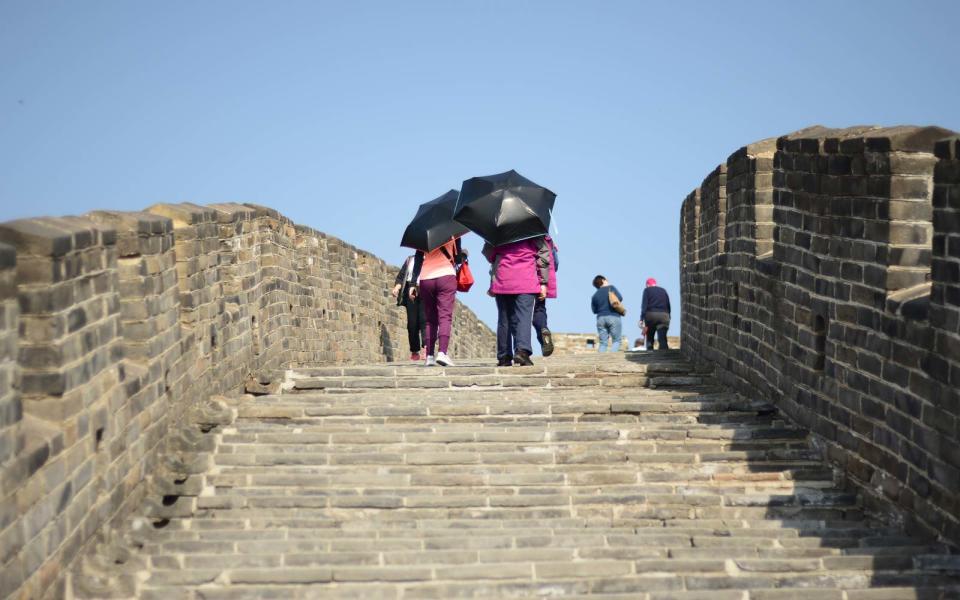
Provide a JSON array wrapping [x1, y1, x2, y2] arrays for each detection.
[[2, 1, 958, 340]]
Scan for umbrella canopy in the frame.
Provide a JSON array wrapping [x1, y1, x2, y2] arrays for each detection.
[[400, 189, 471, 252], [454, 170, 556, 246]]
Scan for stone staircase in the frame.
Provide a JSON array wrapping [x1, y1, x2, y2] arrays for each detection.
[[73, 352, 960, 599]]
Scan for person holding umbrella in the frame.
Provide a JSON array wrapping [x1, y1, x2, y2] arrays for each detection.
[[401, 190, 471, 367], [483, 237, 550, 366], [454, 170, 556, 366]]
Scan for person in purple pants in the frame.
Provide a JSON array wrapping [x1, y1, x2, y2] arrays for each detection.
[[410, 236, 465, 366]]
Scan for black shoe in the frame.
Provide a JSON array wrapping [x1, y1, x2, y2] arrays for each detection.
[[514, 350, 534, 366], [497, 356, 513, 367], [540, 328, 554, 357]]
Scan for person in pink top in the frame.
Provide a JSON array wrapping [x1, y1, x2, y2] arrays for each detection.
[[483, 236, 550, 366], [409, 236, 465, 366]]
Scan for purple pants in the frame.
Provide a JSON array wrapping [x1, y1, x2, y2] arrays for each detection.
[[419, 275, 457, 355]]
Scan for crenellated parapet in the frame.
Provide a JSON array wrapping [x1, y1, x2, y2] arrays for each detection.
[[0, 203, 495, 598], [680, 124, 960, 546]]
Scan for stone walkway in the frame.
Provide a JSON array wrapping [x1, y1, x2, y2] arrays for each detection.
[[73, 352, 959, 599]]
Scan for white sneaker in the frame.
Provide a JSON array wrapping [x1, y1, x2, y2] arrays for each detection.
[[424, 355, 437, 366], [435, 352, 454, 367]]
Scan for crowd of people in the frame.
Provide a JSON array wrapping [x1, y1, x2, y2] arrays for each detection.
[[395, 171, 670, 365], [392, 238, 672, 365], [392, 233, 559, 367]]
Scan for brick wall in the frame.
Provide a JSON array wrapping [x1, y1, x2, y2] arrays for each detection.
[[0, 203, 495, 598], [680, 125, 960, 545]]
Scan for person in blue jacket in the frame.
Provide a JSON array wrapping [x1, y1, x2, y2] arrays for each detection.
[[640, 277, 671, 350], [590, 275, 623, 352]]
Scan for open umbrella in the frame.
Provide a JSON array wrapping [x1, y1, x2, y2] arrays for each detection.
[[400, 189, 471, 252], [453, 170, 556, 246]]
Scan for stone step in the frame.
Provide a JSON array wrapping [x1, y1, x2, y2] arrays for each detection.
[[184, 489, 858, 511], [141, 531, 930, 556], [219, 423, 807, 437], [146, 504, 869, 526], [134, 569, 960, 597], [207, 462, 833, 479], [142, 523, 910, 544], [232, 399, 778, 420], [135, 584, 960, 600], [275, 357, 720, 393], [208, 448, 824, 465], [138, 514, 898, 535], [287, 358, 688, 379]]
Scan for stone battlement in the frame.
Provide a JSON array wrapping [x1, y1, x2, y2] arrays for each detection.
[[680, 126, 960, 545], [0, 203, 494, 598]]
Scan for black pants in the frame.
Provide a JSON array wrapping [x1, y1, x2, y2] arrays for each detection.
[[645, 311, 670, 350], [404, 298, 426, 353], [532, 298, 548, 347]]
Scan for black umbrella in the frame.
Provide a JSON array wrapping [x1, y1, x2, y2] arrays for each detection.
[[400, 189, 471, 252], [454, 170, 556, 246]]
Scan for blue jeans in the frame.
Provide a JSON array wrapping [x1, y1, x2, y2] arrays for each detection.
[[496, 294, 536, 359], [596, 315, 622, 352]]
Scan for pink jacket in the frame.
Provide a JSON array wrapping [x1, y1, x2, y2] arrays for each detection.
[[484, 238, 550, 295]]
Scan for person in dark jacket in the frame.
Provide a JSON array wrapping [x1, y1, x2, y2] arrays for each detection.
[[392, 255, 426, 361], [531, 236, 558, 357], [591, 275, 623, 352], [640, 277, 671, 351]]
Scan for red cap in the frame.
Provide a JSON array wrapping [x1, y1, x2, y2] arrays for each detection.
[[646, 278, 657, 287]]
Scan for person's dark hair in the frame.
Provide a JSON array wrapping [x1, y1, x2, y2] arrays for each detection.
[[592, 275, 605, 289]]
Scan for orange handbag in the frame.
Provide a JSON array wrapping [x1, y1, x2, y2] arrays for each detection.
[[456, 260, 475, 292]]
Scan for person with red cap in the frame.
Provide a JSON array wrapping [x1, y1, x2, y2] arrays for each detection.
[[640, 277, 671, 351]]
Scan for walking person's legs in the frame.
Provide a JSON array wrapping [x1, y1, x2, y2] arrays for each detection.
[[434, 275, 457, 354], [417, 299, 426, 351], [646, 311, 670, 351], [649, 312, 670, 350], [657, 325, 669, 350], [610, 316, 623, 352], [419, 279, 439, 358], [433, 275, 457, 365], [532, 299, 547, 347], [597, 317, 610, 352], [532, 298, 554, 356], [511, 294, 536, 365], [495, 295, 514, 364], [405, 299, 422, 357], [513, 294, 535, 355]]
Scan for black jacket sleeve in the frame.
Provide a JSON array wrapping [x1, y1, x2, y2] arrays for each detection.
[[534, 238, 550, 285], [394, 257, 409, 287], [410, 251, 425, 283]]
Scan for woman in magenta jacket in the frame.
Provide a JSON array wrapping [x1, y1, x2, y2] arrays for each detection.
[[483, 236, 550, 366]]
